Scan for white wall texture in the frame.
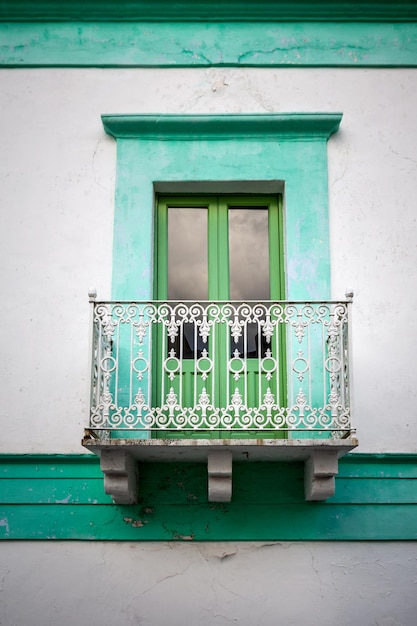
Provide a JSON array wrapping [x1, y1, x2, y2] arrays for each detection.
[[1, 68, 417, 626], [1, 68, 417, 452], [1, 541, 417, 626]]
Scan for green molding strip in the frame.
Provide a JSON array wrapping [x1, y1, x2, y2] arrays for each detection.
[[102, 113, 342, 140], [1, 22, 417, 67], [1, 454, 417, 540], [2, 1, 417, 23]]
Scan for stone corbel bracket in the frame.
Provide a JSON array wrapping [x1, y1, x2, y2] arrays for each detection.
[[99, 448, 234, 504], [88, 440, 357, 504], [100, 449, 139, 505], [207, 449, 341, 503], [304, 450, 339, 501], [208, 451, 233, 502]]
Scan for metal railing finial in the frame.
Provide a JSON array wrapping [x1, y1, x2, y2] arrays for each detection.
[[88, 288, 97, 302], [345, 288, 354, 301]]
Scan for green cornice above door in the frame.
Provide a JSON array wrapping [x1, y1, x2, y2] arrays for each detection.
[[2, 0, 417, 23], [101, 113, 343, 141]]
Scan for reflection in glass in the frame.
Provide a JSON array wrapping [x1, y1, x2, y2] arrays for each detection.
[[168, 207, 208, 359], [168, 207, 208, 301], [231, 324, 269, 359], [172, 322, 208, 359], [229, 207, 270, 358], [228, 208, 270, 301]]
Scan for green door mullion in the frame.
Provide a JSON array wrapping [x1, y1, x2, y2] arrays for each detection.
[[215, 197, 230, 300], [268, 196, 283, 300], [154, 199, 168, 300], [268, 195, 287, 437], [215, 198, 231, 432], [153, 199, 167, 411], [277, 196, 288, 424]]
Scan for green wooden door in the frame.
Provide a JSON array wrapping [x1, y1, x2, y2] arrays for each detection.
[[154, 195, 286, 438]]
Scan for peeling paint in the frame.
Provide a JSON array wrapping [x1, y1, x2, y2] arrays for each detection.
[[172, 533, 195, 541], [0, 518, 10, 537], [123, 516, 148, 528], [54, 495, 71, 504]]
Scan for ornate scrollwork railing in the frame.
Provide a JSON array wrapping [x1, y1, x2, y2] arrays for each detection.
[[89, 299, 353, 437]]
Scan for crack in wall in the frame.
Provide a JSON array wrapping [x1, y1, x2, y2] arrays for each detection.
[[141, 562, 194, 595]]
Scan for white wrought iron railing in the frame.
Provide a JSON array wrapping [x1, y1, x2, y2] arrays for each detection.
[[88, 298, 353, 438]]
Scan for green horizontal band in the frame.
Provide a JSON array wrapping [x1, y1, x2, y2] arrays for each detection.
[[1, 454, 417, 540], [1, 22, 416, 67]]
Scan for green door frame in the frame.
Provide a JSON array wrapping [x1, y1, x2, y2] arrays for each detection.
[[154, 194, 286, 438]]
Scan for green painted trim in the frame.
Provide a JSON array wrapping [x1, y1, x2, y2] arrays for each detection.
[[0, 453, 98, 465], [153, 194, 287, 440], [102, 113, 342, 141], [2, 1, 417, 23], [101, 112, 344, 444], [1, 22, 417, 67], [2, 502, 417, 541], [1, 453, 417, 540], [106, 113, 338, 302]]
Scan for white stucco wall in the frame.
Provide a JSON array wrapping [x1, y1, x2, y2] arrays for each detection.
[[1, 68, 416, 453], [1, 541, 417, 626]]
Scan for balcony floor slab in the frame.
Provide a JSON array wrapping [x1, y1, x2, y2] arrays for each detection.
[[83, 435, 358, 463]]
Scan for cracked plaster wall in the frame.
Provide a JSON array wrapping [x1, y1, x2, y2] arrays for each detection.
[[1, 541, 417, 626], [0, 68, 417, 453]]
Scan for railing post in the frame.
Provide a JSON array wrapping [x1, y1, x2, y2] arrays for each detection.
[[86, 288, 97, 431], [345, 288, 354, 436]]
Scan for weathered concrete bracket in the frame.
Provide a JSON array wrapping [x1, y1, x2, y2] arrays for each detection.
[[304, 450, 339, 501], [83, 436, 358, 504], [208, 451, 233, 502], [100, 449, 139, 505]]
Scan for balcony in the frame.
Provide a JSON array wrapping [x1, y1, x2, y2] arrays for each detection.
[[83, 296, 358, 503]]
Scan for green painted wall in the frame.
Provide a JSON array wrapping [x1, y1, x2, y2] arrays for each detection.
[[1, 22, 417, 67], [1, 454, 416, 540], [105, 114, 340, 301]]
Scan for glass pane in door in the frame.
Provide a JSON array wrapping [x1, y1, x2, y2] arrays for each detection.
[[167, 207, 208, 359], [228, 207, 269, 358], [168, 207, 208, 301], [228, 207, 269, 301]]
